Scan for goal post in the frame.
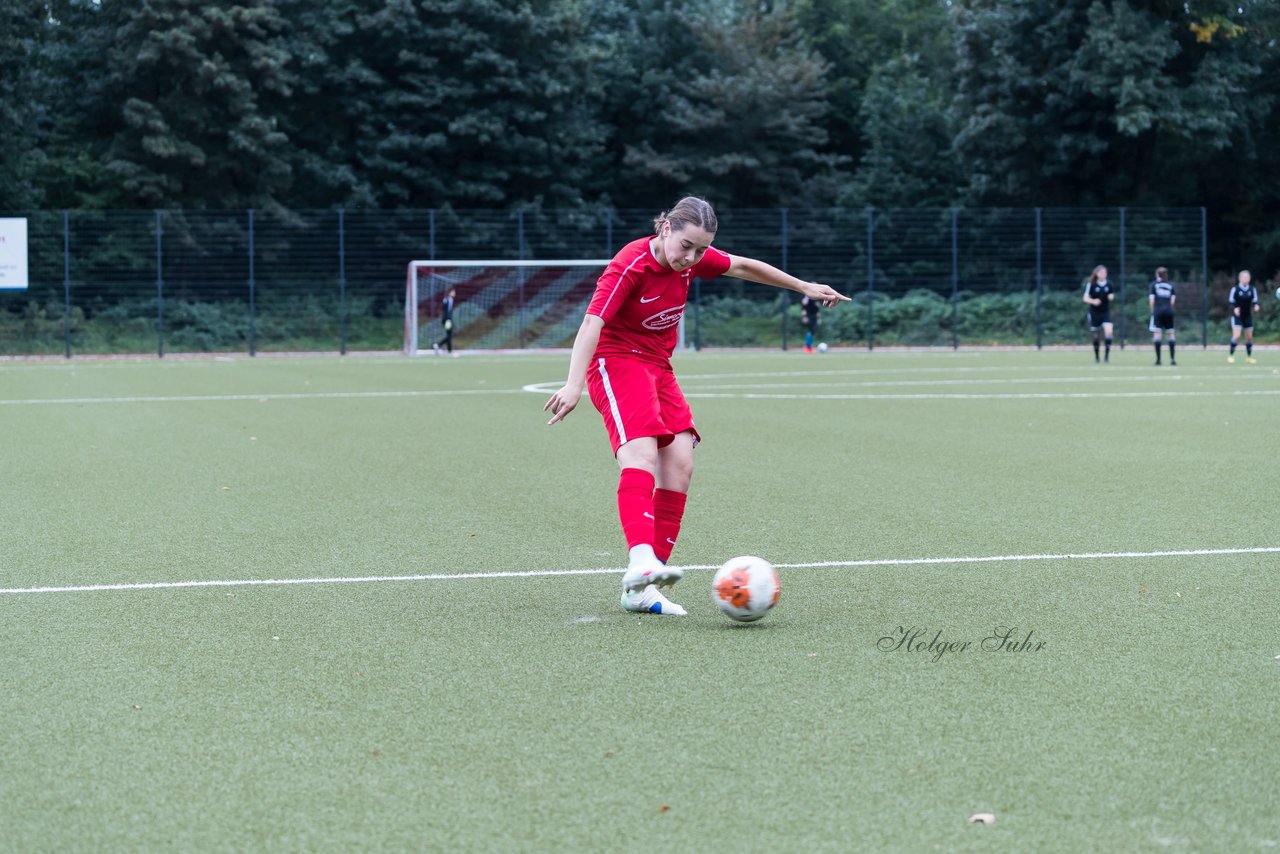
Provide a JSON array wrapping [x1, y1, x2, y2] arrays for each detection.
[[405, 259, 612, 354]]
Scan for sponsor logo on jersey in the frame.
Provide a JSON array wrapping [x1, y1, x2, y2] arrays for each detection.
[[643, 305, 686, 331]]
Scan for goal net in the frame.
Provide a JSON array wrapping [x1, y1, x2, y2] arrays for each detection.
[[405, 259, 611, 354]]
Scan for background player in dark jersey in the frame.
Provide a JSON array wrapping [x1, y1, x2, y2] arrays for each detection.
[[1228, 271, 1260, 364], [433, 287, 457, 356], [1148, 267, 1176, 366], [1083, 264, 1115, 362], [800, 295, 821, 353]]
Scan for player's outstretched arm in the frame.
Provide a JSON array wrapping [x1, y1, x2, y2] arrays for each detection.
[[545, 314, 604, 425], [724, 254, 850, 307]]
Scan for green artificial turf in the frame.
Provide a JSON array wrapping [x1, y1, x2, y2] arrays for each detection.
[[2, 348, 1277, 851]]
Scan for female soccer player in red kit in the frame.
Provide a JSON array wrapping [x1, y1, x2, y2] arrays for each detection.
[[543, 197, 849, 615]]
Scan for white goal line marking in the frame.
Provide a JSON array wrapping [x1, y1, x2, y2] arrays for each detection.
[[3, 546, 1275, 596]]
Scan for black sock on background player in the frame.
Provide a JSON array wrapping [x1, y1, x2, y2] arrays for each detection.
[[1093, 340, 1100, 361], [1154, 342, 1162, 364], [1169, 341, 1176, 364], [1104, 339, 1112, 362]]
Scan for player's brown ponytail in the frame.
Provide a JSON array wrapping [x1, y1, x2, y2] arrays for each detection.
[[1155, 267, 1168, 282], [654, 197, 718, 236]]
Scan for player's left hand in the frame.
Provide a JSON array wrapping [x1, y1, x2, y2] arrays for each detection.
[[544, 385, 581, 425], [803, 282, 851, 308]]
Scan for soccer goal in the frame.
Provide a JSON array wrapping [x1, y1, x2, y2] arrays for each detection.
[[404, 259, 612, 354]]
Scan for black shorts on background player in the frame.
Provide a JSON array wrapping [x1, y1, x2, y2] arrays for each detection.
[[1088, 309, 1111, 330], [1151, 310, 1174, 331]]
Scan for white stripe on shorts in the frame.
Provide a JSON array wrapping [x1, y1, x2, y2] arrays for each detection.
[[596, 357, 627, 445]]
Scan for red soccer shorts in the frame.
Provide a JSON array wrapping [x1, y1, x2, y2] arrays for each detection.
[[586, 355, 700, 455]]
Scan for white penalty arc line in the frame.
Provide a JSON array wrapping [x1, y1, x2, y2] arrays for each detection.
[[3, 546, 1276, 596]]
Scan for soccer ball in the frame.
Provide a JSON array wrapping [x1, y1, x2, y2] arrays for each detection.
[[816, 342, 828, 353], [712, 556, 780, 623]]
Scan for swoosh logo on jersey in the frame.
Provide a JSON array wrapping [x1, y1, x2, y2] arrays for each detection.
[[639, 295, 659, 303], [643, 306, 686, 331]]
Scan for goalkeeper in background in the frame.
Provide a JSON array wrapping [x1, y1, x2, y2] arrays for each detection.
[[434, 287, 457, 356]]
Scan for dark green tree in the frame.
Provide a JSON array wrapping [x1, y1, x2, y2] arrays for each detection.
[[92, 0, 296, 209], [604, 1, 843, 208], [313, 0, 607, 208], [951, 0, 1265, 206], [844, 53, 962, 206], [791, 0, 954, 195], [0, 2, 53, 208]]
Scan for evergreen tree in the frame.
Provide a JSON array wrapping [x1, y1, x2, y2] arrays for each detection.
[[94, 0, 296, 209], [317, 0, 607, 208], [845, 53, 962, 207], [605, 1, 843, 208], [951, 0, 1265, 206], [0, 1, 52, 208]]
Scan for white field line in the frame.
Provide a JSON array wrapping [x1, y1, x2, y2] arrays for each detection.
[[0, 389, 525, 406], [3, 546, 1276, 596], [680, 373, 1277, 390], [683, 389, 1280, 401], [5, 383, 1276, 405]]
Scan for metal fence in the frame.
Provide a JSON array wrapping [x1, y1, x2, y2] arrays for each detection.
[[0, 207, 1219, 356]]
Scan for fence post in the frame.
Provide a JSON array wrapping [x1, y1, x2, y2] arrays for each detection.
[[1035, 207, 1043, 350], [1118, 207, 1126, 348], [155, 210, 164, 358], [62, 211, 71, 359], [338, 207, 347, 355], [518, 210, 526, 349], [950, 208, 959, 350], [1200, 207, 1208, 348], [780, 208, 790, 351], [248, 208, 256, 356], [865, 207, 874, 351]]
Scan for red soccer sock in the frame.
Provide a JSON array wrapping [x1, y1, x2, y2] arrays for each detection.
[[652, 488, 688, 563], [617, 468, 656, 550]]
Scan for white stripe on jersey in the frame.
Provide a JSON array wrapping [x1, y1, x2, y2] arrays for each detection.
[[596, 253, 649, 318], [596, 357, 627, 444]]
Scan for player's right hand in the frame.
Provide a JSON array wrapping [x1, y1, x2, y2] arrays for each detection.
[[544, 386, 580, 425]]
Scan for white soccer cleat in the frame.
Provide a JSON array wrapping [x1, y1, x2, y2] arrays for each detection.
[[621, 584, 687, 616], [620, 558, 683, 593]]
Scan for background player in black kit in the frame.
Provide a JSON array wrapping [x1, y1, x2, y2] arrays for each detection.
[[1083, 264, 1115, 362], [1228, 271, 1260, 364], [1149, 266, 1176, 366], [800, 294, 820, 353], [433, 287, 457, 356]]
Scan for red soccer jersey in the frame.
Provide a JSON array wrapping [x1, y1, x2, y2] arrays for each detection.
[[587, 237, 732, 364]]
